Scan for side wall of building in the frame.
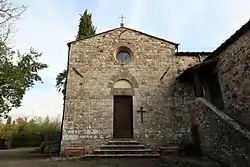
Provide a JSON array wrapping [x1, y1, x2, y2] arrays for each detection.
[[178, 24, 250, 166], [185, 98, 250, 167], [217, 28, 250, 129]]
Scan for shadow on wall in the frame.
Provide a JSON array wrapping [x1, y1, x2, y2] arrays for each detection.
[[178, 124, 202, 156], [186, 98, 250, 167], [136, 80, 193, 146]]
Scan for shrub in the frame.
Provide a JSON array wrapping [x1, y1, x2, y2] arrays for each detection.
[[0, 116, 61, 148]]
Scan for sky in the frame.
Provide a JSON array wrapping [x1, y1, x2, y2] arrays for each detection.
[[8, 0, 250, 120]]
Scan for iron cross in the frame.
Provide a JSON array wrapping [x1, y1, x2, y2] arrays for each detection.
[[118, 14, 126, 27], [137, 107, 146, 123]]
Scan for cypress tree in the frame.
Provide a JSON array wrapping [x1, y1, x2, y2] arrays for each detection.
[[76, 10, 96, 40], [56, 9, 96, 96]]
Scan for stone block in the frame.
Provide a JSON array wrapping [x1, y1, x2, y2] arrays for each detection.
[[60, 146, 85, 157]]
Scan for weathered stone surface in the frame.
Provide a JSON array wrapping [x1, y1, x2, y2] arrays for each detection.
[[173, 21, 250, 166], [175, 55, 206, 76], [217, 28, 250, 129], [185, 98, 250, 167], [61, 27, 201, 153]]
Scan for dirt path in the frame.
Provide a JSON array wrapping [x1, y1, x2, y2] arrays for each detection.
[[0, 158, 165, 167], [0, 148, 222, 167], [0, 148, 165, 167], [0, 148, 55, 160]]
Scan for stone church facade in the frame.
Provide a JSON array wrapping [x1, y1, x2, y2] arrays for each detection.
[[60, 26, 207, 153], [60, 19, 250, 166]]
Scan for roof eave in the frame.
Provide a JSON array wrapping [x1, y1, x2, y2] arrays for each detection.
[[67, 26, 179, 46], [176, 51, 212, 56], [177, 57, 219, 82]]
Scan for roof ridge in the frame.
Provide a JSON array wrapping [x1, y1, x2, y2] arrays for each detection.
[[67, 26, 179, 46]]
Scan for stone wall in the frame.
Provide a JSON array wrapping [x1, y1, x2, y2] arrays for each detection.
[[186, 98, 250, 167], [175, 52, 210, 77], [61, 27, 201, 153], [217, 28, 250, 129], [175, 56, 200, 76]]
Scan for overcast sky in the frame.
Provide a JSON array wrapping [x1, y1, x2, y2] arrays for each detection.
[[9, 0, 250, 119]]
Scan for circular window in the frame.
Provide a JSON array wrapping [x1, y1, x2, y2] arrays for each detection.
[[116, 51, 132, 64]]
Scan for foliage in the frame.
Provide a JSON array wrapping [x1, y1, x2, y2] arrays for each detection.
[[0, 48, 48, 117], [0, 116, 15, 140], [56, 9, 96, 96], [0, 1, 48, 118], [0, 0, 26, 42], [0, 116, 61, 147], [55, 69, 67, 96], [76, 9, 96, 40]]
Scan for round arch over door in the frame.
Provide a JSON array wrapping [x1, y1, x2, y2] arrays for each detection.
[[114, 79, 133, 89]]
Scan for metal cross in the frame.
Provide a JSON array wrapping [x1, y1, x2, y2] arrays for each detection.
[[118, 14, 126, 27], [137, 107, 146, 123]]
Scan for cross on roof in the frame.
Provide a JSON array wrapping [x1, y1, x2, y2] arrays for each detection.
[[118, 14, 126, 27]]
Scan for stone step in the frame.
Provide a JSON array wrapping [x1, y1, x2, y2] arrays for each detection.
[[101, 144, 146, 149], [84, 153, 160, 158], [107, 140, 139, 145], [84, 140, 160, 158], [93, 149, 156, 154]]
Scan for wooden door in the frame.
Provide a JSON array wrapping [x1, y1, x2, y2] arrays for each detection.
[[113, 95, 133, 139]]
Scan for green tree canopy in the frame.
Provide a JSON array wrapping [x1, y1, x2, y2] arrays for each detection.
[[0, 116, 61, 147], [0, 47, 48, 118], [76, 9, 96, 40], [0, 1, 48, 118], [55, 69, 67, 96]]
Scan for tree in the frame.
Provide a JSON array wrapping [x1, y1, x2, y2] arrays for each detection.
[[76, 9, 96, 40], [0, 0, 26, 42], [0, 116, 61, 147], [56, 9, 96, 96], [0, 48, 48, 118], [0, 1, 48, 118], [55, 69, 67, 96]]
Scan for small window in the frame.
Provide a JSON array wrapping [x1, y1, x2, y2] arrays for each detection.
[[116, 51, 132, 64]]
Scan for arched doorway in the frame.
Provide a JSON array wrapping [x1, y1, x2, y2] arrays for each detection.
[[113, 79, 134, 139]]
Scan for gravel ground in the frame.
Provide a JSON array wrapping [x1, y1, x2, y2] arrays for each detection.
[[0, 148, 223, 167]]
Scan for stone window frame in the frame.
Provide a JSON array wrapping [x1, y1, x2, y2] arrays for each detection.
[[114, 46, 133, 65]]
